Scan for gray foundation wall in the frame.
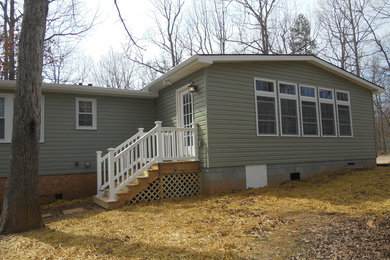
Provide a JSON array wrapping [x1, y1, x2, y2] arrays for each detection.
[[200, 158, 376, 194]]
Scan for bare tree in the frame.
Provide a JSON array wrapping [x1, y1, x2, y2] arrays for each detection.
[[317, 0, 373, 77], [0, 0, 95, 83], [233, 0, 279, 54], [92, 49, 139, 89], [181, 0, 233, 55], [0, 0, 22, 80], [0, 0, 48, 234]]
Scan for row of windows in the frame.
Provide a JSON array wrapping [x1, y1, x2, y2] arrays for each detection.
[[254, 78, 353, 137], [0, 95, 97, 143]]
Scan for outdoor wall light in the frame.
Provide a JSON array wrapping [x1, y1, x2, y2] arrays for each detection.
[[188, 81, 197, 93]]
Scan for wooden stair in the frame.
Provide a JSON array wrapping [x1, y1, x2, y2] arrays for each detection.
[[94, 164, 159, 209]]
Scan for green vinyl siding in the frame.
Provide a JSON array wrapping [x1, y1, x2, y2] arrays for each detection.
[[0, 92, 155, 177], [205, 61, 376, 168], [155, 69, 209, 167]]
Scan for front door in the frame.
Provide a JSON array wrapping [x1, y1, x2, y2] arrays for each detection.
[[178, 88, 194, 156]]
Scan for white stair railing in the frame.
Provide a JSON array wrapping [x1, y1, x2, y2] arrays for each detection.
[[96, 121, 198, 201]]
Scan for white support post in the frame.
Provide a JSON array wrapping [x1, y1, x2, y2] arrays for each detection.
[[107, 148, 116, 202], [155, 121, 163, 162], [138, 128, 144, 138], [194, 125, 199, 160], [96, 151, 102, 196]]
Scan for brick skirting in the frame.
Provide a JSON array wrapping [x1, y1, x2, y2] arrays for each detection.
[[0, 172, 96, 206]]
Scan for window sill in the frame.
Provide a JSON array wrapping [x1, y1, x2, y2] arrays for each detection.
[[76, 127, 97, 131]]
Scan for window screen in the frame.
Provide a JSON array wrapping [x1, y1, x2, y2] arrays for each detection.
[[78, 100, 93, 127], [319, 89, 333, 99], [301, 100, 318, 135], [279, 83, 296, 95], [320, 103, 336, 136], [280, 98, 298, 135], [336, 92, 349, 102], [255, 80, 274, 92], [257, 96, 277, 135], [300, 86, 315, 97], [338, 104, 352, 136]]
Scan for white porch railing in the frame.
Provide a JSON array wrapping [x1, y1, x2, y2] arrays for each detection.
[[96, 121, 198, 202]]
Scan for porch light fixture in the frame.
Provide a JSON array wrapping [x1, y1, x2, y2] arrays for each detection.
[[188, 81, 197, 93]]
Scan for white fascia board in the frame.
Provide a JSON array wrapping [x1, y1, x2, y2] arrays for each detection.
[[305, 57, 385, 94], [146, 55, 212, 93], [0, 80, 156, 98]]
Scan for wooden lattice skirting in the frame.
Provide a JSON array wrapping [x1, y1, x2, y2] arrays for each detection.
[[130, 172, 200, 204]]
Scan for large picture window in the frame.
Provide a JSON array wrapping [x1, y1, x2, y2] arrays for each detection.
[[336, 91, 353, 137], [254, 78, 278, 136], [319, 88, 336, 136], [300, 85, 319, 136], [76, 98, 97, 130], [279, 82, 299, 136]]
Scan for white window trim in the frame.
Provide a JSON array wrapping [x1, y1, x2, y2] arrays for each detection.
[[40, 96, 45, 143], [254, 78, 279, 136], [175, 85, 194, 128], [75, 97, 97, 130], [0, 94, 44, 143], [336, 90, 353, 137], [299, 85, 320, 137], [278, 81, 300, 137], [318, 87, 337, 137], [0, 94, 14, 143]]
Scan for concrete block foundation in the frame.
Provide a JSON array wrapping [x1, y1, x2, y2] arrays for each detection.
[[201, 158, 376, 194]]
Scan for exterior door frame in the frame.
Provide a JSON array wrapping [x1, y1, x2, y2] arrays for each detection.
[[176, 85, 194, 128]]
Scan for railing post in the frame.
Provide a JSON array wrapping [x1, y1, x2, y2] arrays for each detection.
[[155, 121, 163, 162], [107, 148, 116, 202], [138, 128, 144, 137], [96, 151, 103, 196], [194, 125, 199, 160]]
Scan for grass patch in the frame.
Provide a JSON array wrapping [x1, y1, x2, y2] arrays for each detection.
[[1, 167, 389, 259]]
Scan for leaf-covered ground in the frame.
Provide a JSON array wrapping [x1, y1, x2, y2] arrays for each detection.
[[0, 167, 389, 259]]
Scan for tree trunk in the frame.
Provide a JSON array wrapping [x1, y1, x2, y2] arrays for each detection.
[[8, 0, 16, 80], [0, 0, 48, 235]]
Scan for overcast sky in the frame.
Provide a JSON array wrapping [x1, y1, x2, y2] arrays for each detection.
[[79, 0, 318, 61]]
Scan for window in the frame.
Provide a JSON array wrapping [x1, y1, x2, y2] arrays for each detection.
[[319, 88, 336, 136], [76, 98, 97, 130], [0, 94, 44, 143], [0, 94, 13, 143], [300, 85, 319, 136], [0, 97, 4, 140], [254, 78, 278, 136], [336, 91, 352, 137], [279, 82, 299, 136]]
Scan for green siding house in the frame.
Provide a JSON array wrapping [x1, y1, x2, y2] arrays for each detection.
[[0, 55, 383, 205]]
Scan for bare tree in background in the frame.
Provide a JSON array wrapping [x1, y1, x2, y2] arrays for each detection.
[[233, 0, 279, 54], [42, 0, 96, 84], [92, 49, 138, 89], [0, 0, 95, 83], [181, 0, 233, 55], [0, 0, 21, 80], [317, 0, 373, 77], [0, 0, 48, 234]]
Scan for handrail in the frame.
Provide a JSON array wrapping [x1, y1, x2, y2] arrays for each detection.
[[96, 121, 198, 202]]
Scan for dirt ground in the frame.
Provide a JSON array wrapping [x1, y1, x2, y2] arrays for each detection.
[[0, 167, 389, 259]]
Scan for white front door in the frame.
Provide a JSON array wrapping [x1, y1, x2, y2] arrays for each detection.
[[179, 90, 194, 128], [178, 88, 194, 156]]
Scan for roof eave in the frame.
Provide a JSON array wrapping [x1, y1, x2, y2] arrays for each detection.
[[0, 80, 157, 98]]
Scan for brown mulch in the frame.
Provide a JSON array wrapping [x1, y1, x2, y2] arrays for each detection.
[[292, 214, 390, 259]]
